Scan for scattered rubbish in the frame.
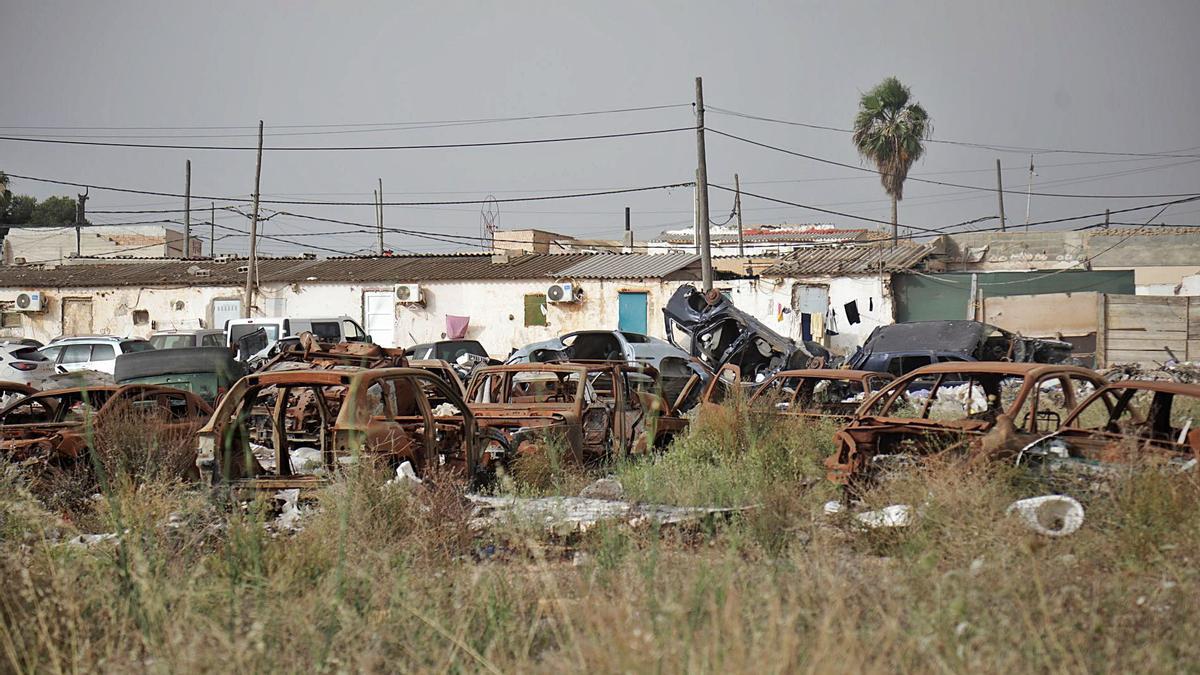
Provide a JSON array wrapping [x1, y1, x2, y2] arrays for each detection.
[[822, 500, 845, 515], [385, 461, 423, 488], [578, 477, 623, 500], [467, 494, 746, 533], [271, 489, 307, 532], [66, 532, 120, 547], [432, 402, 461, 416], [1006, 495, 1084, 537], [854, 504, 913, 529]]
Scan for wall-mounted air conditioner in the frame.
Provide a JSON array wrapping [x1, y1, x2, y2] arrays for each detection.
[[14, 291, 46, 313]]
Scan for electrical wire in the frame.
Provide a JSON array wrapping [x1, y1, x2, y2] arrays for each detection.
[[0, 126, 693, 151], [707, 127, 1200, 199]]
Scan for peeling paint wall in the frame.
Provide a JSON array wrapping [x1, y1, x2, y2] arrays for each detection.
[[0, 273, 895, 356]]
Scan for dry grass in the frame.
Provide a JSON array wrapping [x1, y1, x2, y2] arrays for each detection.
[[2, 400, 1200, 672]]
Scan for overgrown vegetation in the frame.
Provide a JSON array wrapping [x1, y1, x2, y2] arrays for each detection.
[[3, 399, 1200, 672]]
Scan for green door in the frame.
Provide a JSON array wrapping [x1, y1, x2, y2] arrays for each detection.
[[618, 292, 648, 334]]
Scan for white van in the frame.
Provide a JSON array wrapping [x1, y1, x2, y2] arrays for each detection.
[[225, 316, 371, 357]]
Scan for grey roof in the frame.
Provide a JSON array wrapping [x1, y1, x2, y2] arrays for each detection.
[[760, 244, 934, 276], [0, 252, 703, 288], [556, 252, 701, 279]]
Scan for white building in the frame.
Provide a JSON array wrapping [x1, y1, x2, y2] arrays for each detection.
[[3, 223, 203, 265], [648, 223, 887, 256], [0, 246, 934, 356]]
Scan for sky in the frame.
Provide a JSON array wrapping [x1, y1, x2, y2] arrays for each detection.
[[2, 0, 1199, 257]]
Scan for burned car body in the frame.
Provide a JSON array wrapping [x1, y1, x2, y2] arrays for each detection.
[[0, 385, 211, 481], [199, 367, 482, 492], [748, 369, 895, 420], [845, 320, 1073, 377], [1018, 381, 1200, 477], [826, 362, 1105, 488], [663, 284, 829, 382], [465, 362, 691, 469]]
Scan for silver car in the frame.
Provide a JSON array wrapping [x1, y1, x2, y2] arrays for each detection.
[[0, 342, 55, 387]]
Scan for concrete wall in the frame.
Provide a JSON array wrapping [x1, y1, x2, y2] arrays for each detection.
[[3, 224, 201, 264], [0, 273, 893, 356]]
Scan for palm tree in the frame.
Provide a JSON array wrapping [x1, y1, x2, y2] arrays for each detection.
[[852, 77, 931, 245]]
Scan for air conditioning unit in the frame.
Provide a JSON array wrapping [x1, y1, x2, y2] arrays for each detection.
[[546, 282, 581, 303], [14, 292, 46, 313], [395, 283, 424, 303]]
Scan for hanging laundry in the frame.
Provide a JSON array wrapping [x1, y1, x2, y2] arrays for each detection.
[[826, 307, 839, 336], [777, 302, 785, 322], [868, 297, 874, 311], [445, 315, 470, 340], [801, 313, 812, 342], [844, 300, 861, 325]]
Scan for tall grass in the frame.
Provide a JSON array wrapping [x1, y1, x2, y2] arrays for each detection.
[[3, 399, 1200, 672]]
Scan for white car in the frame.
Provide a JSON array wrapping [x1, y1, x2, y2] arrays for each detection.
[[39, 336, 155, 376], [0, 342, 55, 387]]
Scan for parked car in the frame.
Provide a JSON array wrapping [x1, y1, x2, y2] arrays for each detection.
[[0, 342, 55, 387], [844, 320, 1074, 377], [465, 362, 695, 470], [39, 336, 155, 375], [225, 316, 371, 361], [663, 284, 830, 382], [1018, 380, 1200, 478], [407, 340, 490, 363], [149, 329, 226, 350], [114, 346, 245, 404], [198, 367, 482, 492], [825, 362, 1105, 491]]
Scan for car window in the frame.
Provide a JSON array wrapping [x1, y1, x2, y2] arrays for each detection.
[[151, 334, 196, 349], [342, 320, 364, 340], [92, 344, 116, 360], [10, 346, 47, 362], [40, 345, 63, 362], [1, 398, 55, 424], [229, 324, 280, 344], [619, 332, 650, 344], [60, 344, 93, 364], [201, 333, 224, 347], [120, 340, 153, 353], [308, 321, 341, 342], [886, 355, 932, 377]]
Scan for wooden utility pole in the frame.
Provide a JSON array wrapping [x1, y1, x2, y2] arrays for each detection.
[[244, 120, 263, 318], [694, 76, 713, 291], [184, 159, 191, 257], [377, 178, 385, 255], [734, 173, 744, 257], [210, 202, 216, 258], [995, 159, 1006, 231], [74, 190, 87, 257], [1104, 208, 1110, 230]]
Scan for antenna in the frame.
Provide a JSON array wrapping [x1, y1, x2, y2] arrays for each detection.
[[480, 195, 499, 251]]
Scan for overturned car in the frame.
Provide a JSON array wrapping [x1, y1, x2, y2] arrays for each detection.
[[845, 320, 1074, 377], [663, 284, 830, 382]]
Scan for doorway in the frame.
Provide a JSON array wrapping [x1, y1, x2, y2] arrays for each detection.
[[618, 291, 648, 334], [61, 298, 93, 336], [363, 291, 396, 347]]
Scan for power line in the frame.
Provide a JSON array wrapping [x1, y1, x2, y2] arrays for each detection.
[[4, 173, 693, 206], [707, 105, 1200, 159], [0, 126, 693, 151], [707, 127, 1200, 199]]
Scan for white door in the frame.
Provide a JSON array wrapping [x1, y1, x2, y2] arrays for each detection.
[[363, 291, 396, 348], [211, 299, 243, 334]]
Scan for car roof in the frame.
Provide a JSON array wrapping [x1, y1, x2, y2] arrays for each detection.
[[50, 335, 127, 343], [770, 368, 891, 381], [1094, 380, 1200, 397]]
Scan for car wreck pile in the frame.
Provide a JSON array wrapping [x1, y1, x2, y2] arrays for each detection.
[[1, 290, 1196, 533]]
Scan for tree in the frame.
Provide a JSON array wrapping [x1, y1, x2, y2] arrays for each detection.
[[30, 195, 79, 225], [852, 77, 931, 245]]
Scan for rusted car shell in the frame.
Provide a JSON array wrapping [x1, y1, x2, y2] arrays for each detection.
[[747, 369, 894, 420], [199, 367, 480, 491], [827, 362, 1106, 486]]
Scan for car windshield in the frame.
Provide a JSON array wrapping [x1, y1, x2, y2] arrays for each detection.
[[759, 376, 868, 413], [470, 370, 582, 404], [230, 324, 280, 344], [150, 334, 195, 349], [120, 340, 154, 353]]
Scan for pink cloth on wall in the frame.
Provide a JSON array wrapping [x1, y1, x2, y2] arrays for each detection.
[[445, 315, 470, 339]]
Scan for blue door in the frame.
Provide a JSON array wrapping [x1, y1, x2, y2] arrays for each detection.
[[618, 292, 649, 334]]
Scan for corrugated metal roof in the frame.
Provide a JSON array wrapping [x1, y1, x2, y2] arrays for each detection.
[[0, 252, 703, 288], [654, 227, 884, 244], [556, 252, 701, 279], [760, 244, 934, 276]]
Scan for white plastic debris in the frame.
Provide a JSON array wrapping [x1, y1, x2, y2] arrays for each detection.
[[289, 446, 323, 473], [66, 532, 119, 547], [432, 402, 461, 416], [822, 500, 846, 515], [273, 489, 306, 532], [385, 460, 423, 487], [1006, 495, 1084, 537], [855, 504, 913, 529]]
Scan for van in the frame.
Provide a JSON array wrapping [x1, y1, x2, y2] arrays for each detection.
[[224, 316, 371, 358]]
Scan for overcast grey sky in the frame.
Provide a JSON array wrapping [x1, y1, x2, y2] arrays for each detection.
[[2, 0, 1199, 256]]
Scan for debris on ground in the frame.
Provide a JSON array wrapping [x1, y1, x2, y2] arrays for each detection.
[[1006, 495, 1084, 537], [385, 461, 423, 488], [855, 504, 913, 529], [578, 477, 623, 500], [66, 531, 121, 547], [467, 494, 746, 534]]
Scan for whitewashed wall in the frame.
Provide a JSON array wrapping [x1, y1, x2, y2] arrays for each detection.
[[0, 273, 893, 356]]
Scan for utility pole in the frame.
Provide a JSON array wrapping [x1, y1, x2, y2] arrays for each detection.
[[74, 189, 87, 257], [377, 178, 385, 255], [995, 159, 1006, 231], [1025, 154, 1035, 229], [184, 159, 192, 257], [734, 173, 744, 257], [210, 202, 216, 258], [694, 76, 713, 291], [1104, 208, 1110, 230], [244, 120, 263, 318]]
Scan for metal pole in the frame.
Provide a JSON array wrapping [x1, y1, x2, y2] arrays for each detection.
[[734, 173, 744, 257], [210, 202, 215, 258], [244, 120, 263, 318], [75, 190, 87, 257], [995, 159, 1006, 232], [377, 177, 385, 255], [695, 76, 713, 291], [184, 159, 191, 257], [1025, 154, 1035, 228]]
